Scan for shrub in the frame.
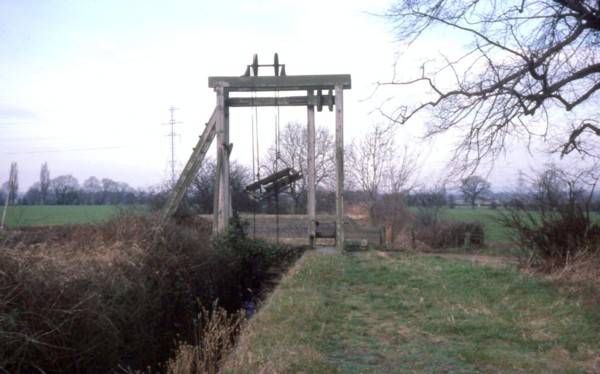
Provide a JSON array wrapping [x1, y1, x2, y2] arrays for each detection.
[[371, 193, 412, 243], [500, 164, 600, 269], [414, 220, 485, 249], [166, 303, 242, 374], [0, 213, 303, 372], [501, 204, 600, 267]]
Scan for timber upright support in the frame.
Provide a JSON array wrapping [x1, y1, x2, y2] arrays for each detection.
[[335, 85, 344, 252], [307, 90, 316, 248], [215, 86, 231, 233]]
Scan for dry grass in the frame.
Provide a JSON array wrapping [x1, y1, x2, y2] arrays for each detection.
[[0, 213, 303, 373], [533, 250, 600, 295], [166, 303, 243, 374]]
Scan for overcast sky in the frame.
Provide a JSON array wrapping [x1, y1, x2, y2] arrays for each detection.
[[1, 0, 555, 192]]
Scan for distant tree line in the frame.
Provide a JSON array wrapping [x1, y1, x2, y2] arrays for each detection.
[[0, 162, 154, 206], [6, 134, 598, 217]]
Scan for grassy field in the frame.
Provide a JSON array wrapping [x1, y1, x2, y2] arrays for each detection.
[[227, 252, 600, 373], [1, 205, 142, 228], [441, 207, 511, 244], [441, 207, 600, 245]]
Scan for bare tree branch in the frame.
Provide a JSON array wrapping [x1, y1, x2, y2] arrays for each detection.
[[381, 0, 600, 171]]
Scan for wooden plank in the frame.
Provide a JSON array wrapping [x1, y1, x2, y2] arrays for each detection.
[[161, 108, 217, 223], [307, 90, 316, 248], [335, 84, 345, 252], [209, 74, 351, 92]]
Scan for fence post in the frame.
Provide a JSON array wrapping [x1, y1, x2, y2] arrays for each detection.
[[464, 231, 471, 249]]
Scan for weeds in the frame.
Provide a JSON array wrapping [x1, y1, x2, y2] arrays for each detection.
[[414, 220, 485, 249], [166, 302, 243, 374], [500, 164, 600, 270], [0, 213, 303, 373]]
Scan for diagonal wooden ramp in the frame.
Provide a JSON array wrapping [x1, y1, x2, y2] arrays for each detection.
[[160, 108, 217, 222]]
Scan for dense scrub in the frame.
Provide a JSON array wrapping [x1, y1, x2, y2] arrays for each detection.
[[409, 198, 485, 250], [501, 205, 600, 269], [0, 214, 303, 373], [500, 166, 600, 270], [414, 220, 485, 249]]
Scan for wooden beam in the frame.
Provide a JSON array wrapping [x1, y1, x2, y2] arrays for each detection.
[[209, 74, 351, 92], [160, 108, 217, 224], [307, 90, 316, 249], [335, 84, 345, 252], [227, 95, 335, 108], [216, 87, 231, 232], [228, 96, 307, 107]]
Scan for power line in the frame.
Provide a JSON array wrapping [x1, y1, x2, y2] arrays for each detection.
[[163, 106, 182, 185], [3, 145, 128, 155]]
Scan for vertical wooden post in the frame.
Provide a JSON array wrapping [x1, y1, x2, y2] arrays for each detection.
[[307, 90, 316, 248], [215, 86, 231, 232], [334, 85, 344, 252]]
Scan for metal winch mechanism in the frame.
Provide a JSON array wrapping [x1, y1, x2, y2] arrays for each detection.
[[243, 53, 286, 77]]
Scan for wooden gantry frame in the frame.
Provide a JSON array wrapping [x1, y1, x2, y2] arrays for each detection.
[[162, 55, 350, 251]]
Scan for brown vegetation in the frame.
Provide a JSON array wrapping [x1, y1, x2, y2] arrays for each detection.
[[413, 221, 484, 250], [0, 213, 302, 373], [501, 164, 600, 272]]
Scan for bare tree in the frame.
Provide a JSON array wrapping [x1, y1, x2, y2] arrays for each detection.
[[1, 162, 18, 230], [530, 163, 599, 212], [347, 124, 394, 218], [40, 162, 50, 204], [82, 176, 102, 204], [460, 175, 491, 208], [348, 123, 418, 219], [52, 175, 80, 205], [381, 0, 600, 170], [263, 122, 335, 212], [386, 145, 418, 194], [500, 163, 600, 264], [188, 157, 253, 213], [8, 162, 18, 205], [1, 163, 19, 205]]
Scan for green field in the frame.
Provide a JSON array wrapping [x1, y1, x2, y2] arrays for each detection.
[[1, 205, 142, 228], [440, 207, 600, 247], [227, 252, 600, 373], [440, 207, 513, 245]]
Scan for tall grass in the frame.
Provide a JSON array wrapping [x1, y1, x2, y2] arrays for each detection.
[[0, 213, 303, 373]]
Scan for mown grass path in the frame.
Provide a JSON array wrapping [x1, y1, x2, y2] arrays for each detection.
[[227, 252, 600, 373]]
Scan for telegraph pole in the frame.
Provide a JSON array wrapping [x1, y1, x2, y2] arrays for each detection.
[[164, 106, 182, 186]]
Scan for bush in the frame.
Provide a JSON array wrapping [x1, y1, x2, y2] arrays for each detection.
[[0, 213, 303, 372], [500, 164, 600, 269], [414, 220, 485, 249], [371, 193, 412, 243], [501, 205, 600, 267]]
